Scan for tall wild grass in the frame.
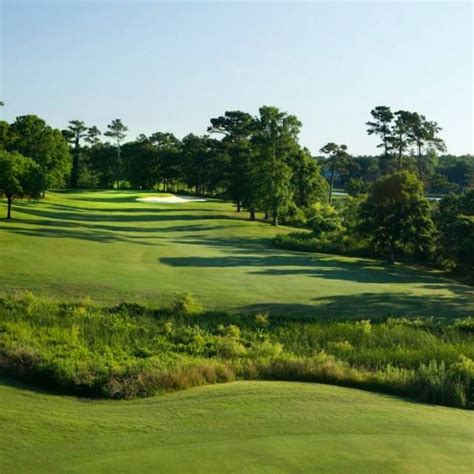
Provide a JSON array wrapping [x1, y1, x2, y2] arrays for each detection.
[[0, 293, 472, 408]]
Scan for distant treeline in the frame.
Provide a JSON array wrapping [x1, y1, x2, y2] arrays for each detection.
[[50, 108, 474, 199], [325, 153, 473, 196]]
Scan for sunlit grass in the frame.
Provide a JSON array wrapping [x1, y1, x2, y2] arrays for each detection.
[[0, 190, 472, 319], [1, 378, 472, 473]]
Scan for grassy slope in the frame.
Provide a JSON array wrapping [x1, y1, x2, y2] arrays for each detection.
[[0, 190, 472, 318], [1, 378, 472, 473]]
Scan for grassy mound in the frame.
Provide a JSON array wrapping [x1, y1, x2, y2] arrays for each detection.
[[1, 379, 472, 473], [0, 190, 472, 318]]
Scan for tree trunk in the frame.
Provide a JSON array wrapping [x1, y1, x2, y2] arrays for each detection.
[[272, 213, 278, 226], [116, 144, 121, 189], [6, 196, 12, 220], [71, 139, 80, 188], [250, 209, 256, 221], [398, 136, 403, 170], [384, 137, 389, 159], [236, 201, 241, 213], [329, 169, 335, 203], [264, 211, 269, 220]]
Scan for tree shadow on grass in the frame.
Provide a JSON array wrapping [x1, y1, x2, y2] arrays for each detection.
[[72, 195, 153, 203], [241, 291, 473, 321], [0, 373, 68, 398], [160, 253, 467, 287], [14, 206, 214, 223], [6, 217, 229, 235], [13, 205, 247, 226], [2, 225, 164, 245]]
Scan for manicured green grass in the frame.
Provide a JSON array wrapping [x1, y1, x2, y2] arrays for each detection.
[[0, 190, 472, 318], [1, 378, 472, 473]]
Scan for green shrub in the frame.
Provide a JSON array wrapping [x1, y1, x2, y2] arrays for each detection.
[[274, 232, 370, 257], [0, 295, 472, 408], [171, 293, 203, 316]]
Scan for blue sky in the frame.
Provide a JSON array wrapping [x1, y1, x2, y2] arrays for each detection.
[[1, 1, 472, 155]]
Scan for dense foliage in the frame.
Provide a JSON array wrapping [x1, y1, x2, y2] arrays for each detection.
[[358, 171, 435, 263], [1, 294, 472, 408], [5, 115, 71, 189], [435, 190, 474, 275], [275, 172, 474, 278], [0, 150, 44, 219]]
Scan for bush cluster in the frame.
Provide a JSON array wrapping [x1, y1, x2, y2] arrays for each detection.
[[0, 294, 472, 408]]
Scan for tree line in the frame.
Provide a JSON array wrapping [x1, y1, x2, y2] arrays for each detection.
[[0, 102, 472, 275], [1, 103, 471, 218], [1, 106, 332, 226]]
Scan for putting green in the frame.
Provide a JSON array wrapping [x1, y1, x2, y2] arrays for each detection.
[[1, 378, 472, 473], [0, 190, 472, 318]]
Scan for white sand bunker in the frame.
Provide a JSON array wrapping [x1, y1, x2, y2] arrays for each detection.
[[136, 195, 208, 204]]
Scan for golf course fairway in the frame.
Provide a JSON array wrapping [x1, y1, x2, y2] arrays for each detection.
[[0, 190, 472, 319]]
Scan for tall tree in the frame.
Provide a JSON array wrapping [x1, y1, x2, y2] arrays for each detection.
[[63, 120, 87, 188], [0, 150, 45, 219], [122, 135, 161, 189], [408, 113, 446, 181], [208, 111, 255, 212], [149, 132, 181, 191], [358, 171, 435, 263], [291, 147, 328, 209], [7, 115, 71, 190], [87, 143, 116, 188], [390, 111, 417, 171], [319, 142, 350, 203], [257, 152, 293, 226], [85, 126, 102, 146], [76, 126, 103, 188], [251, 106, 301, 224], [181, 134, 213, 195], [104, 119, 128, 188], [366, 106, 394, 160]]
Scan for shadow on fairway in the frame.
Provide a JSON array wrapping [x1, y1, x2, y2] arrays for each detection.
[[242, 291, 473, 320], [160, 253, 464, 286], [7, 217, 229, 234], [12, 206, 229, 223], [0, 374, 74, 398], [1, 225, 163, 245]]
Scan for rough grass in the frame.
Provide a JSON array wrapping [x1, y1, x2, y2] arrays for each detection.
[[1, 295, 472, 407], [0, 190, 472, 319], [1, 378, 472, 473]]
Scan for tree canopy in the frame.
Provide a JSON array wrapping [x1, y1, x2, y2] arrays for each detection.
[[0, 150, 44, 219], [358, 171, 435, 263], [6, 115, 71, 188]]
